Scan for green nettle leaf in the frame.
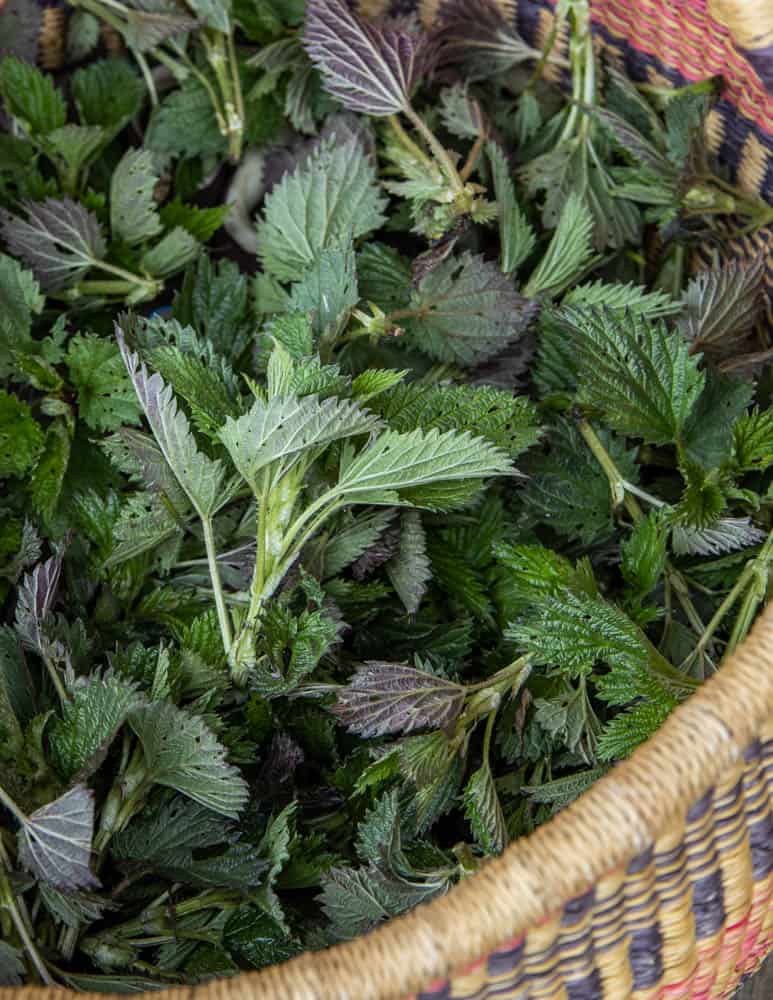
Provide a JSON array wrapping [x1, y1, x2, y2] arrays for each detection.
[[680, 373, 753, 469], [568, 308, 705, 444], [324, 508, 396, 578], [30, 421, 71, 521], [335, 426, 513, 507], [303, 0, 428, 116], [220, 393, 382, 492], [67, 334, 142, 432], [734, 408, 773, 472], [129, 701, 249, 819], [185, 0, 230, 32], [71, 59, 145, 132], [0, 56, 66, 134], [146, 78, 226, 159], [0, 198, 105, 292], [405, 252, 537, 367], [45, 124, 106, 177], [622, 511, 667, 595], [48, 672, 143, 781], [563, 279, 678, 317], [141, 227, 200, 279], [287, 243, 359, 335], [679, 258, 764, 357], [110, 149, 163, 247], [112, 796, 230, 869], [386, 511, 431, 615], [159, 199, 231, 243], [118, 330, 227, 519], [463, 758, 506, 855], [506, 590, 652, 678], [17, 785, 100, 891], [256, 136, 387, 281], [0, 389, 44, 479], [486, 140, 536, 275], [333, 661, 465, 737], [597, 699, 674, 761], [356, 242, 411, 312], [524, 193, 596, 298], [670, 517, 765, 557]]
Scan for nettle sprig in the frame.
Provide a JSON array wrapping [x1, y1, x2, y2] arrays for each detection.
[[303, 0, 495, 239]]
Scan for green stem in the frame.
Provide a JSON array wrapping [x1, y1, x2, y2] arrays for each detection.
[[725, 530, 773, 656], [0, 841, 53, 985], [202, 30, 243, 161], [202, 517, 233, 656], [387, 114, 434, 172], [0, 784, 26, 827], [404, 105, 465, 196]]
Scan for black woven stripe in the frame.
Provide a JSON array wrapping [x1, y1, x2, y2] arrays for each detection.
[[629, 924, 664, 990], [692, 869, 726, 937]]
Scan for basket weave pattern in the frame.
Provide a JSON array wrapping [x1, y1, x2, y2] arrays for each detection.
[[4, 0, 773, 998]]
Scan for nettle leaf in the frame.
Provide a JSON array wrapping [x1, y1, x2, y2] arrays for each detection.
[[486, 141, 535, 275], [357, 242, 411, 312], [386, 511, 431, 615], [569, 309, 705, 445], [303, 0, 428, 116], [288, 243, 358, 335], [507, 590, 651, 678], [110, 149, 163, 247], [324, 508, 397, 579], [129, 701, 248, 819], [256, 136, 387, 282], [622, 511, 667, 595], [0, 56, 66, 134], [72, 59, 145, 133], [434, 0, 539, 78], [439, 83, 486, 139], [220, 393, 381, 492], [67, 334, 142, 433], [681, 373, 753, 469], [0, 198, 105, 292], [45, 124, 106, 177], [597, 699, 673, 761], [14, 552, 62, 658], [0, 389, 44, 479], [48, 672, 143, 782], [146, 78, 226, 159], [112, 796, 230, 870], [117, 329, 227, 519], [256, 606, 340, 698], [336, 426, 513, 507], [734, 409, 773, 472], [141, 227, 199, 279], [333, 661, 464, 737], [524, 193, 596, 299], [17, 785, 99, 891], [159, 199, 230, 243], [405, 252, 537, 367], [671, 517, 765, 557], [679, 258, 764, 357], [463, 758, 506, 855]]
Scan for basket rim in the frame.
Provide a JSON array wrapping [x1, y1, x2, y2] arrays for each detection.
[[5, 602, 773, 1000]]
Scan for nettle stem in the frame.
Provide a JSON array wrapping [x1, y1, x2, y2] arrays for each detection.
[[201, 516, 233, 656], [0, 838, 53, 985], [404, 105, 465, 197]]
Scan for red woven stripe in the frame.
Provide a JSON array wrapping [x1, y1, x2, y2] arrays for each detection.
[[590, 0, 773, 137]]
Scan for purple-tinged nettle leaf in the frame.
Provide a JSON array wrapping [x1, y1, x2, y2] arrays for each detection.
[[433, 0, 541, 80], [0, 198, 105, 292], [679, 257, 765, 358], [116, 326, 226, 519], [303, 0, 430, 116], [17, 785, 100, 892], [14, 552, 63, 657], [333, 661, 465, 737]]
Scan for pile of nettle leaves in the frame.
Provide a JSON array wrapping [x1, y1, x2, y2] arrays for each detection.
[[1, 0, 773, 987]]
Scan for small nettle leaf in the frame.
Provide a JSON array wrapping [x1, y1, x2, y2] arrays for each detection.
[[45, 124, 106, 177], [332, 661, 465, 737], [671, 517, 766, 557], [141, 226, 199, 279], [48, 671, 143, 781], [219, 393, 382, 493], [257, 135, 387, 282], [303, 0, 428, 116], [0, 389, 44, 479], [734, 408, 773, 473], [335, 426, 513, 506], [568, 308, 705, 445], [524, 193, 596, 299], [110, 149, 163, 247], [129, 701, 248, 819], [0, 56, 66, 134], [287, 243, 359, 336], [435, 0, 540, 78], [406, 252, 538, 367], [14, 552, 63, 658], [486, 140, 536, 275], [71, 58, 145, 132], [563, 279, 678, 317], [622, 511, 667, 595], [17, 784, 99, 891], [0, 198, 105, 292], [386, 511, 431, 615], [679, 258, 764, 358], [463, 757, 506, 855], [324, 508, 397, 579], [117, 328, 227, 519], [67, 334, 142, 433], [439, 83, 486, 139]]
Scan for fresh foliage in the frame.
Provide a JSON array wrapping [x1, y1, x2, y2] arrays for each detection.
[[1, 0, 772, 987]]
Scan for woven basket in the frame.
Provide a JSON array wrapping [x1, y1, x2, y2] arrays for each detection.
[[3, 0, 773, 998]]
